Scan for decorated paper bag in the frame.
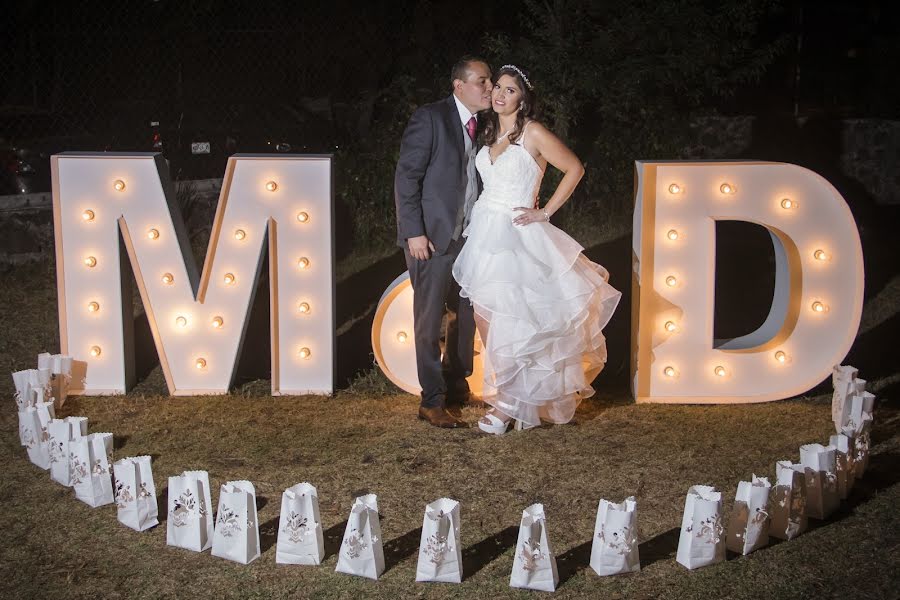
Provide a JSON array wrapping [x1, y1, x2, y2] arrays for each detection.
[[38, 352, 73, 408], [800, 444, 839, 519], [829, 433, 854, 499], [12, 369, 37, 410], [854, 431, 871, 479], [415, 497, 462, 583], [726, 476, 771, 555], [276, 482, 325, 565], [846, 391, 875, 435], [212, 480, 261, 564], [167, 470, 214, 552], [335, 494, 385, 580], [113, 456, 158, 532], [19, 400, 56, 469], [676, 485, 725, 569], [589, 496, 639, 576], [71, 432, 114, 507], [831, 364, 859, 432], [510, 503, 558, 592], [770, 461, 808, 540], [48, 416, 88, 485]]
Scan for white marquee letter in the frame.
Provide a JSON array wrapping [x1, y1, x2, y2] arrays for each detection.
[[631, 161, 864, 403], [52, 153, 334, 396]]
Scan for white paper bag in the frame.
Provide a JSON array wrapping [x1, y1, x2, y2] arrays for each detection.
[[12, 369, 36, 410], [38, 352, 73, 408], [510, 503, 558, 592], [276, 482, 325, 565], [48, 416, 88, 485], [831, 364, 858, 432], [853, 431, 871, 479], [676, 485, 725, 569], [212, 480, 261, 564], [770, 461, 808, 540], [166, 470, 214, 552], [726, 475, 771, 555], [71, 432, 114, 507], [800, 443, 839, 519], [589, 496, 640, 576], [113, 456, 159, 532], [846, 391, 875, 435], [335, 494, 385, 580], [415, 497, 462, 583], [19, 401, 56, 469], [829, 433, 854, 499]]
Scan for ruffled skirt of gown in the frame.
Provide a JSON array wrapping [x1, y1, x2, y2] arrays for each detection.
[[452, 199, 621, 426]]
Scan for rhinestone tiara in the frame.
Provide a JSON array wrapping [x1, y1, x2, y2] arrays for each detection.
[[500, 64, 533, 90]]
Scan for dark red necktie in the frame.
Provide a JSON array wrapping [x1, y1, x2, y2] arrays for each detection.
[[466, 116, 477, 143]]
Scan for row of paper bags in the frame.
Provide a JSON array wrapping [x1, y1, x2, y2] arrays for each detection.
[[13, 353, 73, 410]]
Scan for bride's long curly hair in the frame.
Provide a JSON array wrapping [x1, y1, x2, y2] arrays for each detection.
[[481, 65, 538, 147]]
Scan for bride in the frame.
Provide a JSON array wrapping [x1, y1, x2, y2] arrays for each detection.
[[452, 64, 621, 434]]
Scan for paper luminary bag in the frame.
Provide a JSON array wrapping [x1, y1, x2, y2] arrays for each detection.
[[276, 482, 325, 565], [676, 485, 725, 570], [212, 480, 261, 565], [37, 353, 74, 408], [113, 456, 158, 532], [829, 433, 855, 499], [770, 461, 808, 541], [167, 470, 215, 552], [510, 503, 559, 592], [726, 476, 771, 555], [71, 432, 114, 507], [854, 431, 871, 479], [831, 364, 860, 432], [846, 391, 875, 437], [48, 416, 88, 486], [19, 401, 56, 469], [589, 496, 640, 576], [335, 494, 385, 580], [415, 498, 463, 583], [800, 444, 839, 520], [12, 369, 50, 411]]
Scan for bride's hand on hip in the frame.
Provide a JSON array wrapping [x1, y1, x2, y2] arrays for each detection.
[[513, 206, 549, 226]]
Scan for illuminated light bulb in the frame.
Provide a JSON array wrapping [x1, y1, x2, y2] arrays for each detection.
[[665, 275, 677, 287], [265, 180, 278, 192], [667, 229, 679, 240], [175, 316, 187, 328], [147, 228, 160, 240], [719, 183, 734, 195], [113, 179, 126, 192], [89, 346, 102, 357], [297, 302, 310, 314], [714, 365, 727, 377], [223, 273, 235, 285], [775, 350, 787, 363], [82, 209, 95, 222], [87, 301, 100, 313], [211, 316, 224, 328], [396, 331, 408, 343], [780, 198, 794, 209], [161, 272, 174, 285], [234, 229, 246, 241], [668, 183, 682, 194], [812, 301, 826, 313], [814, 249, 828, 261], [84, 256, 97, 268], [297, 257, 310, 270], [664, 321, 677, 332], [296, 211, 309, 223], [298, 347, 311, 359], [663, 366, 676, 377], [195, 358, 207, 369]]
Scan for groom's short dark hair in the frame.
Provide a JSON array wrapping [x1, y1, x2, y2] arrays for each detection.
[[451, 56, 490, 87]]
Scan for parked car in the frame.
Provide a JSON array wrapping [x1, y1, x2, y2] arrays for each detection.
[[0, 108, 103, 195]]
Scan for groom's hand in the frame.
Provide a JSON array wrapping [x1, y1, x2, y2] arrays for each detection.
[[408, 235, 435, 260]]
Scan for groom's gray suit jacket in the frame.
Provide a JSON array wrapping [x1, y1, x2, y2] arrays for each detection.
[[394, 94, 479, 253]]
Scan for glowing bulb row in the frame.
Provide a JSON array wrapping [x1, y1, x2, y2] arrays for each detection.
[[666, 182, 735, 195], [661, 351, 791, 378]]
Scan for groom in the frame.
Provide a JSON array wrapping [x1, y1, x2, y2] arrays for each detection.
[[394, 56, 492, 428]]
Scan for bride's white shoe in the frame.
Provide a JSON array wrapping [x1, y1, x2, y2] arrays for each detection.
[[477, 412, 510, 435]]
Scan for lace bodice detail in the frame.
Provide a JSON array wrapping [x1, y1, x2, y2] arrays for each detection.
[[475, 127, 543, 208]]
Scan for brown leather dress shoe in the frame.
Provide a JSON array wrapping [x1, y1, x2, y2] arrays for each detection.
[[445, 403, 464, 419], [418, 406, 467, 428]]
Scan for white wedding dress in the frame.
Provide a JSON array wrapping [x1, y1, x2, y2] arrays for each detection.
[[452, 125, 621, 426]]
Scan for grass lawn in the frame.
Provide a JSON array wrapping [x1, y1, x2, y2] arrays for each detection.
[[1, 246, 898, 599]]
